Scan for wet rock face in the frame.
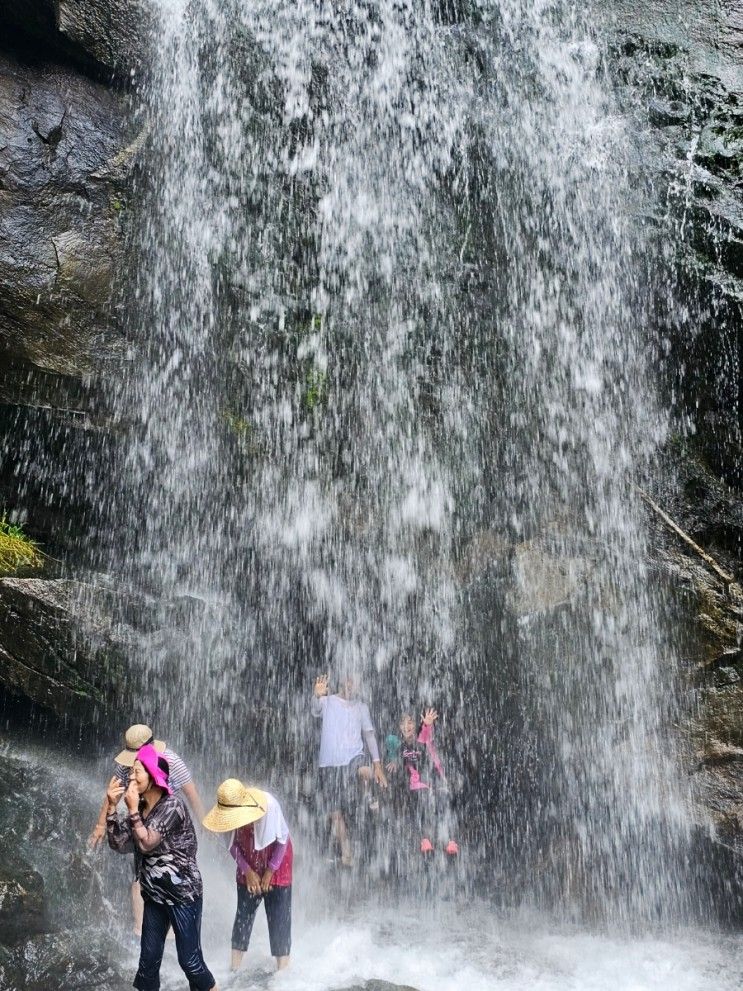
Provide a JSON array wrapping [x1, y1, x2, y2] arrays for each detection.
[[0, 749, 131, 991], [2, 0, 155, 80], [0, 49, 135, 382], [0, 577, 136, 723], [0, 858, 46, 944]]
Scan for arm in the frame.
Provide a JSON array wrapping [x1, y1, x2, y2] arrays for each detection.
[[107, 812, 135, 854], [105, 775, 133, 853], [230, 836, 252, 877], [261, 839, 289, 893], [122, 778, 167, 853], [128, 814, 164, 853], [312, 673, 329, 717], [231, 833, 262, 894], [87, 793, 109, 849], [417, 722, 445, 778], [90, 764, 128, 849], [267, 839, 288, 872], [181, 781, 206, 823], [362, 728, 381, 763], [360, 705, 387, 787]]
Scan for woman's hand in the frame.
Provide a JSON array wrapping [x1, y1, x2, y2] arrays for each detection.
[[422, 707, 438, 726], [106, 776, 124, 813], [314, 673, 329, 698], [87, 823, 106, 849], [124, 776, 140, 814], [260, 869, 274, 893], [373, 761, 388, 789], [245, 868, 262, 896]]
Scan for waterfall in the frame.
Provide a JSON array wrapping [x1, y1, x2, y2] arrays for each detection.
[[104, 0, 696, 922]]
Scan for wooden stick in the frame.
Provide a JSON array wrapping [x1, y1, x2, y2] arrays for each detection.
[[637, 486, 736, 586]]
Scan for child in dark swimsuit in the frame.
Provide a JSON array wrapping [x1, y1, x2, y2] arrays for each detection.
[[386, 708, 458, 856]]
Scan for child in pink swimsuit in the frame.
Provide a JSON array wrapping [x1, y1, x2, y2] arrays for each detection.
[[386, 708, 458, 856]]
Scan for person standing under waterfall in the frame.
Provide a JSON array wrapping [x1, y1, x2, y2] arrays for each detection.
[[106, 743, 218, 991], [385, 707, 459, 858], [311, 672, 387, 866], [88, 723, 206, 935], [203, 779, 293, 973]]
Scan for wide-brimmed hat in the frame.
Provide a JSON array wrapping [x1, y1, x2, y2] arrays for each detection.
[[136, 743, 172, 795], [202, 779, 268, 833], [115, 724, 166, 767]]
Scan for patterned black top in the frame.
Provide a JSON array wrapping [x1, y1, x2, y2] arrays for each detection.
[[107, 794, 203, 905]]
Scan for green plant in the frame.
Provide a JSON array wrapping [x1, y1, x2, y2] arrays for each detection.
[[0, 515, 42, 574]]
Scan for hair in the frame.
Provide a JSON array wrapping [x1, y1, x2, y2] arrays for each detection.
[[157, 756, 170, 781]]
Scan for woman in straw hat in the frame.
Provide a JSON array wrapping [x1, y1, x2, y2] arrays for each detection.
[[203, 779, 293, 973], [106, 743, 217, 991], [88, 723, 205, 936]]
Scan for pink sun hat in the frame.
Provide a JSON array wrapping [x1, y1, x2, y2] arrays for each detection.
[[136, 743, 172, 795]]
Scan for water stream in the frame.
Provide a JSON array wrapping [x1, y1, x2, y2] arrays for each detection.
[[10, 0, 743, 985]]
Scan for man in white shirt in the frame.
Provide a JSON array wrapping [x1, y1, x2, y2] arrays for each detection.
[[311, 673, 387, 866]]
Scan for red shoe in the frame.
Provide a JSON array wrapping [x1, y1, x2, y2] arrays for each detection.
[[444, 840, 459, 856], [420, 837, 434, 854]]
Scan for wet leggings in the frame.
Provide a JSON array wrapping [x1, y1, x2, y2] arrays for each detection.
[[232, 884, 292, 957], [135, 896, 215, 991]]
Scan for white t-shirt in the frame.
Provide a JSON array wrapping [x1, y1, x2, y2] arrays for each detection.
[[312, 694, 379, 767]]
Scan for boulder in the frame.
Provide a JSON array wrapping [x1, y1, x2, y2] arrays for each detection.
[[0, 577, 137, 722], [0, 932, 130, 991], [1, 0, 155, 81], [0, 50, 138, 389], [0, 857, 46, 945]]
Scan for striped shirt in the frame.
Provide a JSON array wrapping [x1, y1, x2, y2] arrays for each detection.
[[114, 747, 192, 793]]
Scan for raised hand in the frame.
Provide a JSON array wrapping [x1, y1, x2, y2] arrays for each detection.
[[124, 775, 140, 814], [314, 673, 329, 698], [422, 707, 438, 726], [106, 775, 125, 813]]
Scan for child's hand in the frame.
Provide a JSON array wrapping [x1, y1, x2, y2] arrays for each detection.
[[246, 868, 262, 896], [422, 707, 438, 726], [260, 869, 274, 893], [385, 761, 398, 774], [314, 673, 329, 698]]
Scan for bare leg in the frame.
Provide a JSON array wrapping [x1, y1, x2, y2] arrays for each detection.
[[276, 956, 290, 970], [230, 949, 244, 972], [330, 811, 352, 865], [131, 880, 144, 936]]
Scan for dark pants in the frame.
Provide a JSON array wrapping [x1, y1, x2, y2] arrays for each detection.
[[135, 896, 215, 991], [232, 884, 292, 958]]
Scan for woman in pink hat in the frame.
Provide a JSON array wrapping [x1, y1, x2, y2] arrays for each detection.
[[106, 744, 217, 991]]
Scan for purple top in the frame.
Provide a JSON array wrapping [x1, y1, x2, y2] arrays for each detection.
[[232, 837, 288, 872]]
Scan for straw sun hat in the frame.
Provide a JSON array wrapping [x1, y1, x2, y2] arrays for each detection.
[[202, 779, 268, 833], [115, 724, 166, 767]]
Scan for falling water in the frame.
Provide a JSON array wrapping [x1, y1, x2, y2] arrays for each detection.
[[98, 0, 700, 935]]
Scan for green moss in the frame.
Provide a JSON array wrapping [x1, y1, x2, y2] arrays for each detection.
[[303, 368, 327, 411], [0, 516, 42, 575], [222, 410, 252, 437]]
